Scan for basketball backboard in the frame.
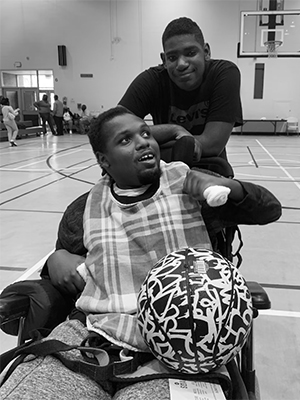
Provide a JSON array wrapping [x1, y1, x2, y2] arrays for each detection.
[[238, 10, 300, 57]]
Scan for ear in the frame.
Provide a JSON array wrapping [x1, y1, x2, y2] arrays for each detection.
[[96, 152, 110, 170], [204, 43, 211, 61], [160, 52, 166, 67]]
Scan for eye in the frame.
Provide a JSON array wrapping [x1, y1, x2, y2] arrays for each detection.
[[167, 55, 177, 63], [187, 50, 197, 57], [141, 130, 150, 138], [120, 136, 131, 144]]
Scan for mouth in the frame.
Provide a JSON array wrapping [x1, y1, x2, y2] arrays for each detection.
[[138, 152, 156, 164], [177, 71, 194, 81]]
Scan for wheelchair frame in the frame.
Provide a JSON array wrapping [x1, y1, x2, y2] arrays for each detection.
[[0, 154, 271, 400]]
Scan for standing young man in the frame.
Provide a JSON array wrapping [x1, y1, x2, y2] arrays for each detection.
[[119, 17, 243, 163]]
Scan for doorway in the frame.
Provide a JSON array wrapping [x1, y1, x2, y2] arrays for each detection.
[[0, 70, 54, 127], [2, 88, 40, 126]]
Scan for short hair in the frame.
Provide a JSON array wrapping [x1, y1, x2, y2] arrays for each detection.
[[88, 106, 133, 155], [54, 95, 58, 100], [42, 94, 48, 101], [162, 17, 205, 48], [0, 97, 9, 106]]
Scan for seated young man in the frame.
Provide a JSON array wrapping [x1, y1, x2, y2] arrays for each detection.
[[1, 107, 281, 400]]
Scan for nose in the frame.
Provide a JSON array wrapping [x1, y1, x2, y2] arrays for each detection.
[[135, 135, 150, 149], [176, 55, 189, 70]]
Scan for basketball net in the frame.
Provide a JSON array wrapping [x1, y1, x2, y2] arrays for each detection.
[[264, 40, 283, 58]]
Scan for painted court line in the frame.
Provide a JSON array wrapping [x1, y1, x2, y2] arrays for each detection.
[[14, 149, 83, 170], [259, 309, 300, 318], [256, 139, 300, 190], [0, 167, 89, 173]]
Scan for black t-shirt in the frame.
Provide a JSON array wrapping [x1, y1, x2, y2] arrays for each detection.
[[119, 59, 243, 135]]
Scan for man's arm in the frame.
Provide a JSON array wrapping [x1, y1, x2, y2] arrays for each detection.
[[150, 124, 192, 144], [193, 121, 234, 158], [184, 169, 282, 226], [149, 124, 202, 161], [40, 192, 89, 296], [184, 169, 244, 203], [150, 121, 234, 160]]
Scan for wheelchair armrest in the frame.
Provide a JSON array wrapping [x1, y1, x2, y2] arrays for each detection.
[[0, 279, 74, 340], [0, 295, 30, 325], [247, 281, 271, 310]]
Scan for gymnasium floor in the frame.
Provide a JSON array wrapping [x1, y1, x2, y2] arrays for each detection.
[[0, 131, 299, 399]]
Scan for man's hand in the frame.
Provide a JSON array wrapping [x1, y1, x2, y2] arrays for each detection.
[[173, 125, 193, 141], [183, 169, 217, 201], [173, 127, 202, 162], [47, 250, 86, 296]]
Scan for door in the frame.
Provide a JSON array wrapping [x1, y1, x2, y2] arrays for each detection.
[[2, 88, 40, 126], [21, 89, 40, 126], [2, 89, 21, 122]]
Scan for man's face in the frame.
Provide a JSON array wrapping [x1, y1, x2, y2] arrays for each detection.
[[161, 34, 209, 91], [99, 113, 161, 189]]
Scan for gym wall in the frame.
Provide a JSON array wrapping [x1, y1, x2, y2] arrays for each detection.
[[0, 0, 299, 121]]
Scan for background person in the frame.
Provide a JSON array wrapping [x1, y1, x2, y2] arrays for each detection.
[[33, 94, 57, 136], [79, 104, 92, 134], [62, 99, 76, 134], [0, 97, 20, 147], [63, 107, 74, 134], [119, 17, 243, 164], [53, 95, 64, 135]]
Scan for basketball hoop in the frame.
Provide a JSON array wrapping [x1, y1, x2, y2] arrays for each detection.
[[264, 40, 283, 58]]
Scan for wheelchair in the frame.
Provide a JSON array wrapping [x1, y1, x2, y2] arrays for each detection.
[[0, 138, 271, 399]]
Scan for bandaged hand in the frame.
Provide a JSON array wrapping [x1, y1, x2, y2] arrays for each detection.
[[203, 185, 231, 207], [183, 169, 232, 204], [184, 169, 245, 204]]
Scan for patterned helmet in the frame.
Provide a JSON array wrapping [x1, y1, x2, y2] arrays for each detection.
[[137, 248, 253, 374]]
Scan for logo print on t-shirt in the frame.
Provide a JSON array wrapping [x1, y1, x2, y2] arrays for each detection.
[[168, 102, 209, 131]]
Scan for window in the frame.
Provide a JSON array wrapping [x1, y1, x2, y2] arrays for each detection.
[[0, 70, 53, 90], [38, 71, 54, 90]]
